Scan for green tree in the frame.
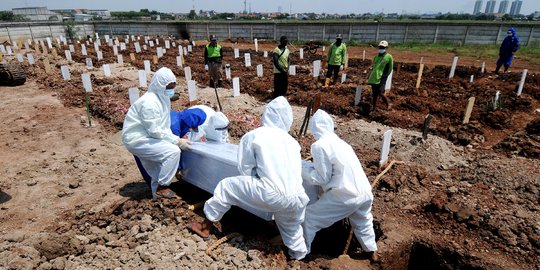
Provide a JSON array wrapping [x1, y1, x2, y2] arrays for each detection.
[[0, 11, 27, 21], [188, 10, 197, 19], [502, 14, 514, 21]]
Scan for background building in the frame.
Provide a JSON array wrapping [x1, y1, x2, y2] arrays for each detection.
[[473, 0, 484, 15], [498, 0, 510, 14], [11, 7, 62, 22], [509, 0, 523, 15], [485, 0, 496, 14]]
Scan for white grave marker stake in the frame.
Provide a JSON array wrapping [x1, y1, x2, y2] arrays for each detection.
[[341, 73, 347, 83], [138, 70, 147, 87], [183, 47, 188, 56], [69, 44, 75, 53], [61, 65, 70, 81], [517, 69, 528, 96], [362, 50, 366, 61], [234, 48, 239, 58], [144, 60, 151, 74], [380, 130, 393, 167], [85, 58, 93, 68], [188, 80, 197, 102], [289, 65, 296, 76], [187, 45, 192, 52], [354, 85, 363, 106], [232, 77, 240, 97], [299, 48, 304, 59], [244, 53, 251, 67], [135, 43, 141, 53], [470, 75, 474, 83], [103, 64, 111, 77], [16, 53, 23, 63], [263, 51, 268, 58], [254, 38, 258, 52], [128, 87, 139, 105], [113, 46, 118, 56], [165, 40, 170, 49], [493, 91, 500, 110], [178, 45, 183, 55], [82, 73, 92, 92], [184, 66, 192, 81], [27, 53, 35, 65], [481, 62, 486, 73], [313, 60, 321, 77], [449, 56, 458, 79], [81, 45, 87, 56], [117, 55, 124, 65], [225, 64, 231, 79], [65, 50, 72, 61], [256, 64, 263, 77], [97, 51, 103, 61]]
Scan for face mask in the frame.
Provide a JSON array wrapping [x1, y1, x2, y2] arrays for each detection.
[[379, 49, 386, 54], [165, 89, 175, 98]]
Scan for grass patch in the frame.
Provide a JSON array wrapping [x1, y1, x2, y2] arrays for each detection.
[[390, 42, 540, 63]]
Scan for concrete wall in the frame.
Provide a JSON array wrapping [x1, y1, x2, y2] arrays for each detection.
[[1, 21, 539, 46], [91, 22, 540, 46], [0, 22, 95, 43]]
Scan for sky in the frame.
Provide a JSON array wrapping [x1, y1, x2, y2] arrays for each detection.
[[2, 0, 539, 15]]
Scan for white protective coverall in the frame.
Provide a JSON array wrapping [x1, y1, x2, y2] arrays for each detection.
[[187, 105, 229, 143], [204, 96, 309, 260], [302, 110, 377, 254], [122, 67, 180, 197]]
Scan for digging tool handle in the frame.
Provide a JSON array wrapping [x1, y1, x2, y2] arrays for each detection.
[[214, 86, 223, 112], [299, 99, 313, 137]]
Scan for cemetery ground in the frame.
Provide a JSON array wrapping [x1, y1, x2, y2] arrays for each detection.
[[0, 38, 539, 270]]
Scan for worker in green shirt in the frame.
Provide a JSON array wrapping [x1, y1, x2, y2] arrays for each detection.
[[325, 34, 347, 87], [204, 35, 223, 88], [272, 36, 290, 98], [367, 40, 393, 111]]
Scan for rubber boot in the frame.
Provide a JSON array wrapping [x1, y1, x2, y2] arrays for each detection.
[[324, 78, 331, 87], [217, 79, 222, 88], [209, 79, 214, 88]]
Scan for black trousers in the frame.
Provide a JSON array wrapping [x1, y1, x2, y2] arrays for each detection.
[[273, 72, 289, 98], [326, 64, 340, 81]]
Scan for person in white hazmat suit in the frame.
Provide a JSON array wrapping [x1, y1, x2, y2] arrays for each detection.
[[189, 96, 310, 260], [185, 104, 229, 143], [302, 109, 379, 261], [122, 67, 192, 199]]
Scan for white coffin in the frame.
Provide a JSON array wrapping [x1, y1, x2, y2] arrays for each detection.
[[181, 141, 319, 221]]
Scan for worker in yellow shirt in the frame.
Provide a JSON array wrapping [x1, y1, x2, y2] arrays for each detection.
[[272, 36, 290, 98], [204, 35, 223, 88], [324, 34, 347, 87], [367, 40, 393, 111]]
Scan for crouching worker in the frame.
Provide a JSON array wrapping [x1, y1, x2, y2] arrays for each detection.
[[301, 110, 379, 262], [122, 67, 192, 199], [184, 105, 230, 143], [190, 97, 310, 260]]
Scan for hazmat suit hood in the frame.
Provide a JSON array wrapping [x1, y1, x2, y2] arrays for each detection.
[[261, 96, 293, 132], [148, 67, 177, 102], [205, 112, 229, 142], [309, 110, 334, 140], [170, 108, 207, 137], [508, 27, 517, 36]]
